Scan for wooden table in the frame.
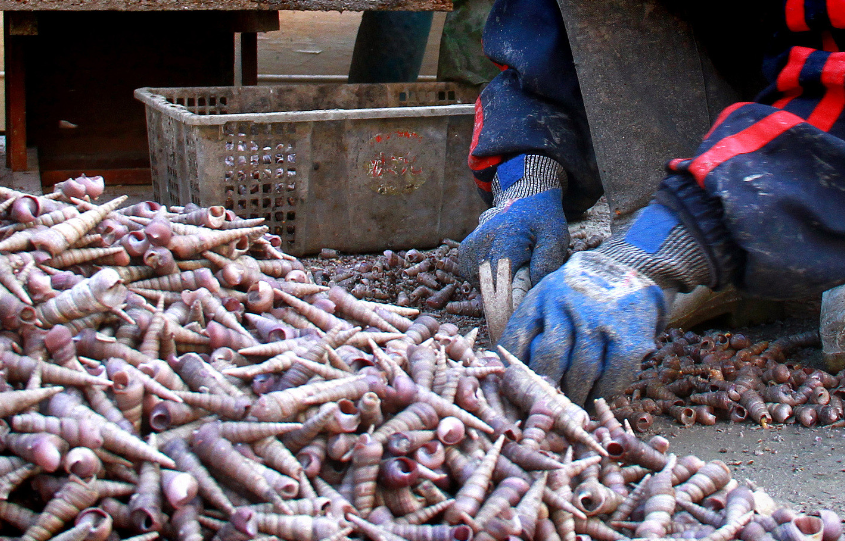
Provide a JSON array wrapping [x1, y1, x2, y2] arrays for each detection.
[[1, 0, 450, 186], [0, 1, 450, 10]]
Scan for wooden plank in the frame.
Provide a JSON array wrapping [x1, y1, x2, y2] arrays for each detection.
[[0, 0, 452, 11], [4, 15, 27, 172], [41, 168, 152, 186], [241, 32, 258, 86]]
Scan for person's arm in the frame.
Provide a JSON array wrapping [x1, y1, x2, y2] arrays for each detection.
[[500, 1, 845, 404], [457, 0, 602, 286]]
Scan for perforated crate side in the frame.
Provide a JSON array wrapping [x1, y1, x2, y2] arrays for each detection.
[[203, 119, 311, 255], [146, 106, 182, 208], [145, 106, 164, 204], [166, 89, 234, 117], [387, 83, 478, 108], [138, 82, 484, 257]]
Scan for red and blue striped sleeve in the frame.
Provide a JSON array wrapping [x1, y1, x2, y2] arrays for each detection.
[[659, 1, 845, 298], [467, 0, 602, 216]]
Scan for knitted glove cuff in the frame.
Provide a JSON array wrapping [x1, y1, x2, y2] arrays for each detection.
[[479, 154, 567, 225], [654, 174, 744, 290], [564, 250, 660, 300], [492, 154, 566, 205], [597, 208, 713, 294]]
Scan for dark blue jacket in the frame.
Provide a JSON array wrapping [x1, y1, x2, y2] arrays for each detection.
[[470, 0, 845, 299]]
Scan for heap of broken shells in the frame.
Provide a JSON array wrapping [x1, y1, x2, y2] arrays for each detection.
[[618, 329, 845, 431], [308, 232, 605, 319], [310, 243, 485, 319], [0, 177, 837, 541]]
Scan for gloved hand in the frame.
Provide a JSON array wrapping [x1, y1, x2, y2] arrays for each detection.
[[458, 154, 569, 287], [499, 203, 714, 405]]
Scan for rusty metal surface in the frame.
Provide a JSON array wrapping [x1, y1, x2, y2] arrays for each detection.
[[556, 0, 712, 223], [555, 0, 767, 224], [0, 0, 451, 11]]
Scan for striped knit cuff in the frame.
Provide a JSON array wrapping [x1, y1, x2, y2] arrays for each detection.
[[479, 155, 567, 225], [492, 154, 566, 206], [596, 222, 712, 293], [655, 174, 743, 291]]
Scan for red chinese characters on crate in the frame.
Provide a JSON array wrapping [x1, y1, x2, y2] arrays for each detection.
[[366, 131, 425, 195]]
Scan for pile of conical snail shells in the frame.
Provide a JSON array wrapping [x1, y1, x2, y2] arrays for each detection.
[[0, 177, 837, 541]]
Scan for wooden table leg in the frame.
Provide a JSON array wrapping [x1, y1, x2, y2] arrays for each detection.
[[4, 14, 28, 172], [241, 32, 258, 86]]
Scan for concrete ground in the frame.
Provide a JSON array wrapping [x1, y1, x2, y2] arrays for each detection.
[[258, 11, 446, 81]]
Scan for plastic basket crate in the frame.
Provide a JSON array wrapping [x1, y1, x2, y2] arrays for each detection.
[[134, 83, 487, 256]]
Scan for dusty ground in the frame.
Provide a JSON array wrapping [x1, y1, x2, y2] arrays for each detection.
[[656, 417, 845, 515], [650, 307, 845, 517], [259, 11, 446, 80]]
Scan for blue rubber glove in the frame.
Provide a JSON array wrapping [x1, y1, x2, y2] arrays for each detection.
[[499, 203, 715, 405], [458, 154, 569, 286]]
